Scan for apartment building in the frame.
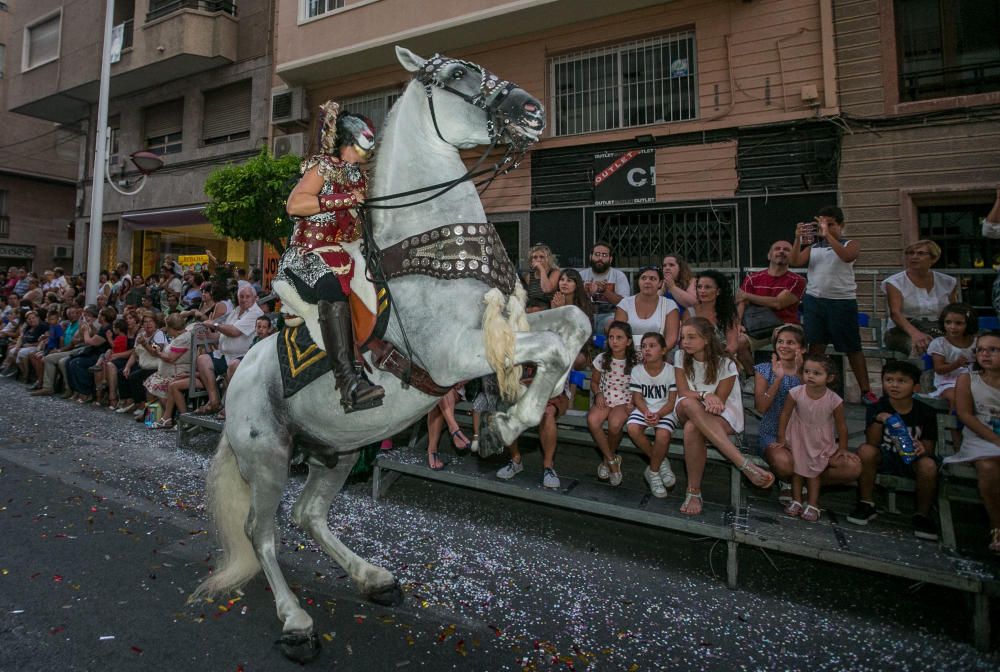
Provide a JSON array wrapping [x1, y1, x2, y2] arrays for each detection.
[[0, 1, 79, 272], [273, 0, 845, 270], [6, 0, 274, 276]]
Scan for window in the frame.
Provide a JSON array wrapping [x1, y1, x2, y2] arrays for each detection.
[[918, 202, 996, 311], [596, 206, 736, 268], [202, 80, 251, 145], [24, 12, 61, 70], [305, 0, 344, 19], [0, 190, 8, 238], [144, 99, 183, 156], [0, 44, 5, 78], [108, 115, 121, 166], [550, 31, 697, 137], [340, 88, 403, 133], [895, 0, 1000, 102]]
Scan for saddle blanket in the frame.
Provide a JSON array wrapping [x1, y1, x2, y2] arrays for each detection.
[[277, 325, 329, 398]]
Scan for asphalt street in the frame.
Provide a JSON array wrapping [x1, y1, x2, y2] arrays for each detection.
[[0, 377, 998, 671]]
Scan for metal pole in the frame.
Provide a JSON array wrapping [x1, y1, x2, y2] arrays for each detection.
[[85, 0, 115, 305]]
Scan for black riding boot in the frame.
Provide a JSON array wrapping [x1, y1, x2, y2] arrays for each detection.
[[317, 300, 384, 413]]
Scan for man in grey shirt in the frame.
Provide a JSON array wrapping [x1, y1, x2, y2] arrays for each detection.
[[578, 241, 631, 335]]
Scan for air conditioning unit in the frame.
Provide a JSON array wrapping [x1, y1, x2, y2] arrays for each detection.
[[52, 244, 72, 259], [271, 87, 307, 127], [273, 132, 305, 159]]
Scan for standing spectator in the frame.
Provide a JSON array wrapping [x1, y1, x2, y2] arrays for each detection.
[[736, 240, 806, 359], [159, 263, 183, 312], [789, 205, 877, 404], [125, 274, 146, 307], [579, 241, 631, 335], [983, 190, 1000, 316], [249, 268, 263, 295], [193, 284, 263, 414], [882, 240, 958, 356], [522, 244, 560, 312], [614, 266, 680, 352], [32, 304, 85, 397], [51, 267, 68, 290], [659, 254, 697, 313]]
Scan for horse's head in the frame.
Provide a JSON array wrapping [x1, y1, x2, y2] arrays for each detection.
[[396, 46, 545, 151]]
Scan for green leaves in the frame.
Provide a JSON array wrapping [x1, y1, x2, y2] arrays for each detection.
[[203, 148, 301, 252]]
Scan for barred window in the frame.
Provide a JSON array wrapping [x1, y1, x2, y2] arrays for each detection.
[[596, 207, 736, 269], [305, 0, 344, 19], [340, 88, 403, 133], [550, 31, 697, 137], [918, 202, 996, 311]]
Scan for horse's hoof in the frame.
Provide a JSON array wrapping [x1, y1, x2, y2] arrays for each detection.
[[367, 580, 404, 607], [277, 631, 322, 664], [477, 423, 506, 458]]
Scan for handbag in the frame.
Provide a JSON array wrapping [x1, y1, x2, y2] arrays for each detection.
[[742, 304, 784, 340]]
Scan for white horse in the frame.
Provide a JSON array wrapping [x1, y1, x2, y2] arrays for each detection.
[[192, 46, 591, 662]]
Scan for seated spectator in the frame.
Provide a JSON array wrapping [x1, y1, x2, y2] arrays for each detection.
[[32, 304, 85, 397], [65, 306, 115, 403], [882, 239, 958, 357], [952, 330, 1000, 555], [114, 277, 133, 313], [659, 254, 697, 313], [495, 380, 574, 489], [27, 310, 65, 390], [11, 268, 30, 297], [143, 313, 193, 429], [614, 266, 679, 352], [587, 321, 638, 487], [102, 313, 140, 410], [735, 240, 806, 360], [193, 284, 263, 415], [117, 311, 167, 416], [179, 282, 226, 323], [549, 269, 595, 369], [690, 270, 746, 372], [425, 387, 471, 470], [97, 271, 113, 299], [522, 244, 560, 312], [847, 361, 939, 540], [626, 332, 678, 498], [579, 241, 630, 335], [756, 325, 805, 465], [140, 291, 161, 315], [0, 310, 47, 380], [220, 315, 275, 418], [21, 278, 43, 306], [926, 304, 977, 447]]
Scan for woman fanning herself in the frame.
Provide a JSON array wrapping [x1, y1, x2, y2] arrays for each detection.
[[691, 270, 748, 372], [614, 266, 679, 353], [660, 254, 697, 313], [587, 320, 638, 486], [674, 317, 775, 515], [522, 244, 561, 312]]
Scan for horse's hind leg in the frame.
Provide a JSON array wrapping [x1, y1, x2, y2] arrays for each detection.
[[291, 456, 403, 606], [246, 451, 320, 662]]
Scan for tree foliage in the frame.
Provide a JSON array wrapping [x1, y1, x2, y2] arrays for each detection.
[[203, 148, 301, 253]]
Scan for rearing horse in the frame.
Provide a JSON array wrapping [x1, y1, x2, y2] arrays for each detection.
[[192, 47, 591, 662]]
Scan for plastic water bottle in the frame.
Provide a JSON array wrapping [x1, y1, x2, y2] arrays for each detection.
[[885, 414, 917, 464]]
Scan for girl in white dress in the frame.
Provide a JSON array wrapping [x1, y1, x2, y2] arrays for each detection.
[[953, 331, 1000, 555]]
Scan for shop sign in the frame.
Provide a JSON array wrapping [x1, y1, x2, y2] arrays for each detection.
[[0, 244, 35, 259], [593, 148, 656, 206], [262, 243, 282, 292], [178, 254, 210, 271]]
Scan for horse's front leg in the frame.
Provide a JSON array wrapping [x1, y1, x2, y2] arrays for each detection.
[[525, 306, 592, 396], [291, 456, 403, 606], [479, 329, 571, 454]]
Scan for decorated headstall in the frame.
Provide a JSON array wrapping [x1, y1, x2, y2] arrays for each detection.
[[415, 54, 545, 151]]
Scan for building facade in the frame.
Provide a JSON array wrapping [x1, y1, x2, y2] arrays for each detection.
[[0, 1, 79, 272], [5, 0, 274, 277]]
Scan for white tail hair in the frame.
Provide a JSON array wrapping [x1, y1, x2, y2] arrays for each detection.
[[482, 285, 528, 402], [190, 434, 259, 600]]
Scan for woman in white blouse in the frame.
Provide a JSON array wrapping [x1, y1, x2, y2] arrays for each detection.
[[614, 266, 680, 353], [883, 239, 958, 356]]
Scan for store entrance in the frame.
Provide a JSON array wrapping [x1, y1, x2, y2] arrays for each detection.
[[131, 223, 248, 276]]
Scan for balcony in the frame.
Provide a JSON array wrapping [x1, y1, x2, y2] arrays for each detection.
[[8, 0, 239, 124]]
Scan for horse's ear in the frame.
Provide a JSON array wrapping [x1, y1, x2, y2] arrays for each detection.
[[395, 46, 425, 73]]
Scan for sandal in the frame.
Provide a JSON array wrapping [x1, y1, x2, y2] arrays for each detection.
[[784, 500, 803, 517], [193, 404, 220, 416], [450, 429, 472, 451], [990, 529, 1000, 555], [801, 504, 821, 522], [150, 417, 174, 430], [680, 489, 703, 516], [428, 452, 447, 471], [739, 457, 775, 489]]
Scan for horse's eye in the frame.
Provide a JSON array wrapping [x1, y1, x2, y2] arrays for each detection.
[[451, 69, 466, 80]]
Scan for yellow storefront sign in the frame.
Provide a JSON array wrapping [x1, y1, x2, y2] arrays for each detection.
[[178, 254, 210, 271]]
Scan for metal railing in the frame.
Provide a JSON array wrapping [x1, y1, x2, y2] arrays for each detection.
[[146, 0, 236, 22]]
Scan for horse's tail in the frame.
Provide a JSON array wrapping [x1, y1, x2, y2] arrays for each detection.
[[190, 433, 259, 600], [482, 285, 528, 402]]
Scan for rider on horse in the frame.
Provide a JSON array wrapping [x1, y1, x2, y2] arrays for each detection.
[[280, 100, 385, 413]]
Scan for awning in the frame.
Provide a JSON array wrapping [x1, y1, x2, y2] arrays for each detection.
[[120, 205, 207, 229]]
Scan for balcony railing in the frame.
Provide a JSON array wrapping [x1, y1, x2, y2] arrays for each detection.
[[146, 0, 236, 23], [119, 18, 134, 51], [900, 59, 1000, 102]]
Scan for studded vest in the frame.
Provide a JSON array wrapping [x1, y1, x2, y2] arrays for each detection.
[[379, 223, 519, 295], [289, 155, 366, 252]]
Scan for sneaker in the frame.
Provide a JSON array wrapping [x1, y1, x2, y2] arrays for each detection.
[[116, 402, 136, 414], [469, 434, 479, 454], [847, 500, 877, 525], [778, 481, 793, 505], [496, 460, 523, 480], [542, 468, 561, 489], [861, 391, 879, 405], [912, 514, 939, 541], [644, 467, 667, 498], [597, 461, 610, 480], [657, 461, 676, 489]]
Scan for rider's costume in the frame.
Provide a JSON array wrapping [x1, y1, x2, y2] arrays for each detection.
[[276, 100, 384, 413]]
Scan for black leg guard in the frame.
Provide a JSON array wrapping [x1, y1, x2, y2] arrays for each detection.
[[317, 300, 384, 413]]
